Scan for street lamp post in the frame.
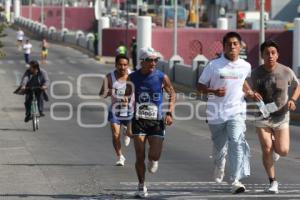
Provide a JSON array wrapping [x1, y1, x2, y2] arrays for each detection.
[[196, 0, 199, 28], [29, 0, 32, 20], [136, 0, 139, 16], [173, 0, 177, 56], [117, 0, 120, 25], [41, 0, 44, 24], [61, 0, 65, 30], [97, 0, 102, 56], [162, 0, 165, 28], [259, 0, 265, 65]]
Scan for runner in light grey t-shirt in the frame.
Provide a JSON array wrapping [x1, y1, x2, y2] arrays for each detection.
[[251, 40, 300, 194], [252, 63, 299, 117]]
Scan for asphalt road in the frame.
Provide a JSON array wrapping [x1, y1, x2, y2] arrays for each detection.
[[0, 28, 300, 200]]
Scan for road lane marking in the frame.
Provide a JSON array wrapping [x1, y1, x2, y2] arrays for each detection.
[[67, 76, 75, 81]]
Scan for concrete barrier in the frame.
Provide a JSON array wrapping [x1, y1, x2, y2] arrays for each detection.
[[86, 33, 95, 41], [48, 26, 57, 39], [64, 33, 77, 44], [174, 64, 195, 87], [75, 30, 84, 45], [87, 40, 94, 52], [156, 60, 168, 73], [78, 37, 87, 48]]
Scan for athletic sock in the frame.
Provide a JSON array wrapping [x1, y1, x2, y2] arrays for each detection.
[[269, 177, 276, 184]]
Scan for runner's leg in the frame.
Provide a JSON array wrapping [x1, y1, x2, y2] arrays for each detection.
[[134, 135, 147, 184]]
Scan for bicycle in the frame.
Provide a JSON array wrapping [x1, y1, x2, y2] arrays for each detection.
[[28, 87, 41, 131]]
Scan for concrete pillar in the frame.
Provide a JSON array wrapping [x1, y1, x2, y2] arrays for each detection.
[[217, 17, 228, 30], [14, 0, 21, 19], [137, 16, 152, 69], [293, 18, 300, 76], [98, 16, 110, 56]]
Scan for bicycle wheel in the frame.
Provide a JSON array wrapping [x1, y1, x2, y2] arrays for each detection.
[[32, 115, 37, 131]]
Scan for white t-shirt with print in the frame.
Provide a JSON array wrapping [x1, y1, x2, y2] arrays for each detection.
[[198, 54, 251, 124], [23, 43, 32, 54], [17, 30, 24, 41]]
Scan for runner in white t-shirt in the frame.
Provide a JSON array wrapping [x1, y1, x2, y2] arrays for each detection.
[[197, 32, 262, 194], [23, 39, 33, 65], [16, 28, 24, 51]]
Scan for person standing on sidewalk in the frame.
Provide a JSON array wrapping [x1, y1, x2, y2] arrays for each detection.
[[127, 47, 176, 198], [130, 37, 137, 70], [197, 31, 261, 194], [99, 54, 133, 166], [251, 40, 300, 194], [40, 38, 49, 64], [16, 28, 24, 51], [23, 39, 33, 65]]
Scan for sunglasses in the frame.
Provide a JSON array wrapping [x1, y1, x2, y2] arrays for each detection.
[[142, 58, 159, 63]]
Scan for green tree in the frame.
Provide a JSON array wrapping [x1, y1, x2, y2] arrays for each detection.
[[0, 6, 7, 57]]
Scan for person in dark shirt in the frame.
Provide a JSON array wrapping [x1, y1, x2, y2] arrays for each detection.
[[19, 60, 50, 122]]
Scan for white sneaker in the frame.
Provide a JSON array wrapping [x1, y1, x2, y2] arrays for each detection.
[[231, 180, 246, 194], [273, 152, 280, 162], [122, 126, 131, 146], [115, 155, 125, 166], [213, 167, 225, 183], [147, 160, 159, 173], [265, 181, 279, 194], [135, 184, 148, 198]]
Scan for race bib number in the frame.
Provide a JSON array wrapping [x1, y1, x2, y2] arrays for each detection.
[[135, 103, 158, 120], [114, 88, 125, 99]]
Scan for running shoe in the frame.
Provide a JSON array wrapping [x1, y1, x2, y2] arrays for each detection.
[[273, 152, 280, 162], [147, 160, 158, 173], [232, 180, 246, 194], [115, 155, 125, 166], [122, 126, 130, 147], [265, 180, 279, 194], [135, 184, 148, 198], [213, 166, 225, 183]]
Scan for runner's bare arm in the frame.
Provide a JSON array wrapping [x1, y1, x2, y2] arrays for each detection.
[[243, 80, 262, 101], [163, 75, 176, 113], [124, 77, 133, 102], [99, 74, 112, 98], [163, 75, 176, 126], [288, 84, 300, 110]]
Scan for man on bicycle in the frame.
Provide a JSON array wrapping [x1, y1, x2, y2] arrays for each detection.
[[19, 60, 50, 122]]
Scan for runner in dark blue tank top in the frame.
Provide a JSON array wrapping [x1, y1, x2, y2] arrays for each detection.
[[127, 47, 176, 198]]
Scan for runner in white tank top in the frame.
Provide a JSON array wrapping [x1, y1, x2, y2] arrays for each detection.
[[99, 54, 133, 166]]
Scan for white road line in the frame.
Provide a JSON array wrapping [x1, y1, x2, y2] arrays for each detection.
[[7, 60, 14, 64], [67, 76, 75, 81], [68, 60, 77, 64], [58, 71, 65, 75], [120, 181, 300, 187]]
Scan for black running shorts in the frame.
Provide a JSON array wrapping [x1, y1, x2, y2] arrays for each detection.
[[132, 118, 165, 138]]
